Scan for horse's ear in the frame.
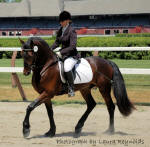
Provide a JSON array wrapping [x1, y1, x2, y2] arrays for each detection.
[[18, 37, 25, 45]]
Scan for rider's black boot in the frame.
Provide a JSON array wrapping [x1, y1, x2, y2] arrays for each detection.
[[65, 71, 75, 97]]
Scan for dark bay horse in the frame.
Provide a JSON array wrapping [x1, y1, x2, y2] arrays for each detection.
[[19, 37, 135, 138]]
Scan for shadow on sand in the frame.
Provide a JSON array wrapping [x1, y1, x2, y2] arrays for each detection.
[[26, 130, 135, 140], [26, 131, 96, 139], [113, 131, 135, 136]]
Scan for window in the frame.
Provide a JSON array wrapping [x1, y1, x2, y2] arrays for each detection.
[[105, 30, 110, 35], [16, 31, 22, 36], [9, 31, 14, 36], [89, 15, 97, 20], [2, 32, 7, 36], [114, 30, 119, 34], [123, 29, 128, 33]]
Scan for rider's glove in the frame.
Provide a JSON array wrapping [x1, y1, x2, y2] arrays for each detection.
[[56, 51, 62, 58]]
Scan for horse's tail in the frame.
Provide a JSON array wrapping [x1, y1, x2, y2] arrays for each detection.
[[109, 61, 135, 117]]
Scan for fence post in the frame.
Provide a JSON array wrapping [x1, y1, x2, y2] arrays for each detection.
[[93, 51, 99, 56], [11, 51, 27, 101], [12, 73, 27, 101], [11, 51, 17, 87]]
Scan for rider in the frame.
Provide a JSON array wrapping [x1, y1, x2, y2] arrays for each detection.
[[50, 11, 79, 97]]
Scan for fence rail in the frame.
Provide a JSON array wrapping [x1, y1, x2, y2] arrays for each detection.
[[1, 47, 150, 51], [0, 67, 150, 75]]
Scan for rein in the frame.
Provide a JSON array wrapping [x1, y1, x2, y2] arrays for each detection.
[[40, 60, 58, 76]]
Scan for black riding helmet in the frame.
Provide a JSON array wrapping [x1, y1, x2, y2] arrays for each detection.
[[59, 11, 71, 22]]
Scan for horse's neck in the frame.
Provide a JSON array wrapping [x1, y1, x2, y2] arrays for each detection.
[[31, 47, 58, 93], [32, 49, 57, 91], [38, 48, 57, 67]]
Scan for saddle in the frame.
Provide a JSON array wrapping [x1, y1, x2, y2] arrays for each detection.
[[58, 58, 93, 84]]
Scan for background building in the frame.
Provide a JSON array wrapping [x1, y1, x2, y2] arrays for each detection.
[[0, 0, 150, 36]]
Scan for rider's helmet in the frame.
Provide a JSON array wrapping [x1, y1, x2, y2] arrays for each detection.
[[58, 11, 71, 22]]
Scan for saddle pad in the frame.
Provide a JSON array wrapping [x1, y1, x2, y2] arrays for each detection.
[[58, 58, 93, 84]]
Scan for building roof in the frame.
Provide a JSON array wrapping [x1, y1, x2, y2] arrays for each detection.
[[0, 0, 60, 17], [65, 0, 150, 16], [0, 0, 150, 18]]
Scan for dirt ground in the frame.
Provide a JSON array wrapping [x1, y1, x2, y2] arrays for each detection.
[[0, 102, 150, 147]]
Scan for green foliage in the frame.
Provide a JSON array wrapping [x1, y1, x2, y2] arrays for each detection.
[[1, 36, 150, 59], [77, 36, 150, 47], [1, 36, 150, 47], [0, 0, 21, 2], [15, 0, 21, 2], [116, 33, 150, 37]]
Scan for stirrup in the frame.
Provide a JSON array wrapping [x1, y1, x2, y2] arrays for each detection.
[[68, 88, 75, 97]]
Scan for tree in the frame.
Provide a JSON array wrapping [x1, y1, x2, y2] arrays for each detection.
[[0, 0, 21, 2]]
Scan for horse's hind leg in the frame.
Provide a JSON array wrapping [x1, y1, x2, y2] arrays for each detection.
[[44, 100, 56, 137], [75, 88, 96, 136], [99, 84, 115, 134]]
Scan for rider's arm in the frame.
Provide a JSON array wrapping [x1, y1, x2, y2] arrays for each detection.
[[50, 28, 62, 50], [50, 37, 60, 50]]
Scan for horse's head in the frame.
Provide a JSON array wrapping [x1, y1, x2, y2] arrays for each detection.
[[19, 37, 56, 76], [19, 38, 39, 76]]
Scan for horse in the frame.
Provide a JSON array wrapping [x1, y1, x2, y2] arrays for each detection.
[[19, 37, 135, 138]]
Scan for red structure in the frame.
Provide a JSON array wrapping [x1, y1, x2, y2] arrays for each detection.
[[1, 26, 150, 36]]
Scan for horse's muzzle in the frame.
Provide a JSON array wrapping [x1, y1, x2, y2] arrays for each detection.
[[23, 70, 31, 76]]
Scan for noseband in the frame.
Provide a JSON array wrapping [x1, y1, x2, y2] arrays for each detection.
[[22, 46, 40, 70]]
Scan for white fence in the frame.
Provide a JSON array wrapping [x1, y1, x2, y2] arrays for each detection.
[[1, 47, 150, 51], [0, 67, 23, 73], [0, 47, 150, 75], [0, 67, 150, 75]]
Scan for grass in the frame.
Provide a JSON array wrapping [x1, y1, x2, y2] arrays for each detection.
[[0, 72, 150, 104], [124, 74, 150, 89], [0, 73, 148, 89], [111, 59, 150, 68], [0, 59, 23, 67], [0, 59, 150, 104], [1, 58, 150, 68]]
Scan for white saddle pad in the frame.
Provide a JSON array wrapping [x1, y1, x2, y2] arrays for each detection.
[[58, 58, 93, 84]]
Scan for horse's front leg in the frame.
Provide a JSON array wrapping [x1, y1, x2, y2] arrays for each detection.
[[44, 100, 56, 137], [23, 92, 48, 138]]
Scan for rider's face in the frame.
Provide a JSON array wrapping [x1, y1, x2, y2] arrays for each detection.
[[60, 20, 70, 27]]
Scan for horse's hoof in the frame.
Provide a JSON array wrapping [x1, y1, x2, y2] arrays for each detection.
[[44, 131, 55, 138], [74, 133, 81, 138], [74, 128, 82, 138], [23, 128, 30, 138], [75, 127, 82, 134]]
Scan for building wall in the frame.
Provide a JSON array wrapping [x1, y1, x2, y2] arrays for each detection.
[[1, 26, 150, 36], [0, 28, 56, 36]]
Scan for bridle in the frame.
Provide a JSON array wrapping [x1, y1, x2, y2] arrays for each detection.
[[22, 46, 58, 73], [22, 46, 42, 70]]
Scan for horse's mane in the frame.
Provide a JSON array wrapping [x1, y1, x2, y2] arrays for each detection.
[[27, 37, 50, 49]]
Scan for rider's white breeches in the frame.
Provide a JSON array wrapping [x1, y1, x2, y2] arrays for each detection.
[[64, 57, 78, 72]]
